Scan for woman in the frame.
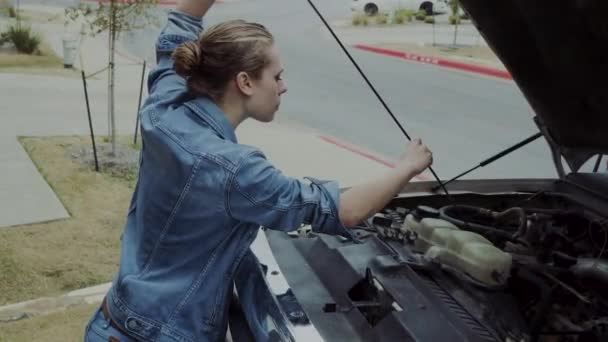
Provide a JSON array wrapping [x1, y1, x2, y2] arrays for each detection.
[[84, 0, 433, 341]]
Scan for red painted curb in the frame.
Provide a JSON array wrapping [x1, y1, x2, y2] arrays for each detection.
[[353, 44, 512, 80], [317, 135, 430, 181], [82, 0, 223, 6]]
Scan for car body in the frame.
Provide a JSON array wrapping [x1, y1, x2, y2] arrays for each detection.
[[260, 0, 608, 341], [350, 0, 450, 16]]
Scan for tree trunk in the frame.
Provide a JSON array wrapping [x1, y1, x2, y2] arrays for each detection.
[[452, 19, 459, 47], [108, 0, 117, 155]]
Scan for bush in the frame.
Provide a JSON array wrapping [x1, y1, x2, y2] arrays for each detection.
[[7, 5, 16, 18], [352, 14, 370, 26], [449, 15, 461, 25], [393, 9, 413, 24], [0, 31, 8, 45], [3, 24, 41, 54], [424, 16, 435, 24], [375, 13, 388, 25], [415, 10, 426, 21]]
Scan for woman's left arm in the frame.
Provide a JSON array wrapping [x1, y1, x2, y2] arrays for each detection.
[[146, 1, 216, 96], [177, 0, 216, 18]]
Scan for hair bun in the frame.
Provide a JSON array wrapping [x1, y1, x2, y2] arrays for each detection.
[[173, 41, 202, 78]]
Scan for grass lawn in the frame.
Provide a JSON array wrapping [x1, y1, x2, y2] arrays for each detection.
[[0, 136, 138, 307]]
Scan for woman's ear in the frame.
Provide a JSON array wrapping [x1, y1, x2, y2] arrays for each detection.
[[235, 71, 254, 96]]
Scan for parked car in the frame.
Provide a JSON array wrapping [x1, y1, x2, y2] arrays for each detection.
[[263, 0, 608, 341], [350, 0, 450, 16]]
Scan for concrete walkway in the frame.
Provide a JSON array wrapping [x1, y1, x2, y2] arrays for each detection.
[[0, 6, 148, 227]]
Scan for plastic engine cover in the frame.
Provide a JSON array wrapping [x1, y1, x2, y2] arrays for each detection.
[[403, 215, 512, 286]]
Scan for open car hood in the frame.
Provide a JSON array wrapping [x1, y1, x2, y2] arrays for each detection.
[[459, 0, 608, 174]]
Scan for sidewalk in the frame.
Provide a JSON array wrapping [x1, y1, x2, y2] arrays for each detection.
[[0, 5, 148, 228], [329, 14, 510, 79]]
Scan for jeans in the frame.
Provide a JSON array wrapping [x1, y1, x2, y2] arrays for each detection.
[[84, 306, 135, 342]]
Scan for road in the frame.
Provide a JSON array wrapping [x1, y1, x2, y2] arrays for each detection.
[[26, 0, 565, 180]]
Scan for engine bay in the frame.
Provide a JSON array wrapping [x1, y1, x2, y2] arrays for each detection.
[[271, 190, 608, 342], [363, 192, 608, 342]]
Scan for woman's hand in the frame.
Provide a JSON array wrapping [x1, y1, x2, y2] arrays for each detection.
[[396, 138, 433, 175], [177, 0, 216, 18]]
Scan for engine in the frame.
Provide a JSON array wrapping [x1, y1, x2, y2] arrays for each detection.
[[368, 204, 608, 342]]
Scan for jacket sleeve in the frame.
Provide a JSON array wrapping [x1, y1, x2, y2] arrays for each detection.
[[226, 150, 357, 240], [147, 10, 204, 95]]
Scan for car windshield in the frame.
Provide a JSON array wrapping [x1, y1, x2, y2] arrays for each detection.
[[121, 0, 579, 181]]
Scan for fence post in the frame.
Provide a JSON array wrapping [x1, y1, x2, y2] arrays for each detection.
[[134, 60, 146, 145], [81, 70, 100, 172]]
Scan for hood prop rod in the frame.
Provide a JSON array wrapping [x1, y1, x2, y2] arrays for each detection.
[[305, 0, 451, 198], [432, 132, 543, 192], [593, 155, 603, 172]]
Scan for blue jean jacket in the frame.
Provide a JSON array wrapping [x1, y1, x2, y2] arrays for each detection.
[[99, 10, 357, 342]]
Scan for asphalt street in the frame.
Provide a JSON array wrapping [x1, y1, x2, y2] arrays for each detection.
[[24, 0, 566, 180]]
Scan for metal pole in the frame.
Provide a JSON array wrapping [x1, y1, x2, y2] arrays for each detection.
[[593, 155, 603, 172], [432, 132, 543, 191], [134, 61, 146, 145], [432, 13, 436, 46], [82, 71, 100, 172]]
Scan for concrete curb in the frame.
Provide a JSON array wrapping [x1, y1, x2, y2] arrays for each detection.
[[0, 283, 110, 323], [353, 44, 512, 80]]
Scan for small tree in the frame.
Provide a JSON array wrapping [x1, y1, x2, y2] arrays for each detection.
[[449, 0, 461, 47], [66, 0, 159, 156]]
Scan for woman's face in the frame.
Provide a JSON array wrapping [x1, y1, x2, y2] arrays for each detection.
[[244, 45, 288, 122]]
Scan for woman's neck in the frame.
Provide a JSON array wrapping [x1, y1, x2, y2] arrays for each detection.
[[217, 95, 247, 129]]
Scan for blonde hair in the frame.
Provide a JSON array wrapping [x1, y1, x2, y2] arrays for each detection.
[[172, 19, 274, 99]]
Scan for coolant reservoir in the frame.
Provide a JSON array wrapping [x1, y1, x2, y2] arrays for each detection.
[[403, 214, 512, 286]]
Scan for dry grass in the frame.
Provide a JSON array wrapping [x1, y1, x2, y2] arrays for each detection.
[[0, 24, 76, 76], [17, 9, 65, 24], [0, 40, 65, 69], [0, 0, 10, 13], [0, 136, 138, 307], [0, 302, 98, 342]]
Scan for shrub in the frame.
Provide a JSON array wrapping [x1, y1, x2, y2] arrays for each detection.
[[3, 24, 41, 54], [449, 15, 461, 25], [375, 13, 388, 25], [424, 16, 435, 24], [7, 5, 17, 18], [393, 9, 413, 24], [415, 10, 426, 21]]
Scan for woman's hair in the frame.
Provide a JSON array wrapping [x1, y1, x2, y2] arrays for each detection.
[[172, 19, 274, 99]]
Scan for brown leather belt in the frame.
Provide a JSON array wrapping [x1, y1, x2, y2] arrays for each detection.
[[101, 297, 133, 339]]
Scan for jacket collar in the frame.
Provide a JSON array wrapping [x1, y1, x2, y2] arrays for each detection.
[[185, 96, 238, 144]]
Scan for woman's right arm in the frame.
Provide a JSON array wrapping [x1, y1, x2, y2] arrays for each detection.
[[226, 139, 432, 239]]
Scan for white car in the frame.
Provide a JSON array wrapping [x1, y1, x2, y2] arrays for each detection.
[[351, 0, 450, 16]]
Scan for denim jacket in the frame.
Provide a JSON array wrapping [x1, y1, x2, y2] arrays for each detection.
[[104, 10, 356, 342]]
